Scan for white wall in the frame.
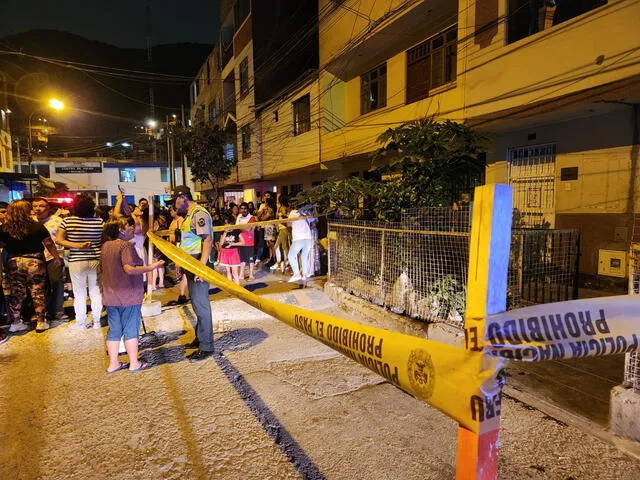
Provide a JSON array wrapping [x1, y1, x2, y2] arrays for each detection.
[[42, 162, 193, 205]]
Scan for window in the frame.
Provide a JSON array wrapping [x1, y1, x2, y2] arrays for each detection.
[[119, 168, 136, 183], [191, 81, 199, 105], [208, 102, 217, 125], [280, 185, 289, 196], [507, 0, 607, 44], [363, 170, 382, 181], [360, 63, 387, 115], [111, 195, 135, 206], [206, 61, 211, 84], [239, 57, 249, 95], [225, 143, 235, 161], [293, 94, 311, 136], [36, 164, 50, 178], [160, 167, 169, 183], [406, 25, 457, 104], [241, 125, 251, 156], [234, 0, 251, 29]]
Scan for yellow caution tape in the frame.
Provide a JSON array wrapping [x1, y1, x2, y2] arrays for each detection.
[[149, 232, 504, 434], [154, 216, 313, 238]]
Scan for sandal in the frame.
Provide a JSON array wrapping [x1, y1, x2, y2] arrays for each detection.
[[129, 362, 152, 373], [106, 362, 129, 375]]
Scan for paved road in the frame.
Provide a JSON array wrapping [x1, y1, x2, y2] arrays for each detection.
[[0, 274, 639, 479]]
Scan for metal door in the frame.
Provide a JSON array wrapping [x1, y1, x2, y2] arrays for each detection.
[[508, 143, 556, 228]]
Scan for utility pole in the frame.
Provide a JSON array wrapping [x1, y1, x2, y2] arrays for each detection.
[[181, 104, 187, 187], [166, 114, 175, 190], [15, 137, 21, 173], [146, 0, 156, 162]]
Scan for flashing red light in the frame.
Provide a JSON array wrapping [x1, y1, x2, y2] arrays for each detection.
[[43, 197, 74, 206]]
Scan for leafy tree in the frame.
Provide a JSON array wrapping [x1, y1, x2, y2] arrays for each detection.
[[375, 118, 486, 209], [295, 176, 378, 218], [34, 179, 69, 198], [295, 119, 487, 221], [175, 123, 236, 204]]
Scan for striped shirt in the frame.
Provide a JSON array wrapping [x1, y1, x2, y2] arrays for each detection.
[[60, 216, 104, 262]]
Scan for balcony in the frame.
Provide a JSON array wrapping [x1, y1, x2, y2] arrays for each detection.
[[322, 0, 456, 81]]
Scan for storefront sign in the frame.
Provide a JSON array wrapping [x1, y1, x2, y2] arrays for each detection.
[[55, 162, 102, 174]]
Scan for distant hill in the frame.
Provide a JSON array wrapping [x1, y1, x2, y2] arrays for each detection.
[[0, 30, 212, 139]]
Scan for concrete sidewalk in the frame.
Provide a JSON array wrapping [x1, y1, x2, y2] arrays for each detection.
[[0, 270, 639, 479]]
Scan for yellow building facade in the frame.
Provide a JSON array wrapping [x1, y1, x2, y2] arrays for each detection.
[[0, 109, 13, 172], [314, 0, 640, 278], [211, 0, 640, 278]]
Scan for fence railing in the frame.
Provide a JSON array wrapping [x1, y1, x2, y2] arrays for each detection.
[[625, 243, 640, 393], [328, 208, 580, 327]]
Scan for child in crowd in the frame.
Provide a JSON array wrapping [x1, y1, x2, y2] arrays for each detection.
[[101, 218, 164, 374], [218, 214, 244, 285]]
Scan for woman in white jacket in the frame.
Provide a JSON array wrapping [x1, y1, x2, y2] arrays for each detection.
[[287, 203, 313, 282]]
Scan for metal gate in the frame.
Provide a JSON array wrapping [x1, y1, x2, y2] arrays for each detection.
[[508, 144, 556, 228], [508, 229, 580, 308]]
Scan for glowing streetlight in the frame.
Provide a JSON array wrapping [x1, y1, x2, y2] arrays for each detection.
[[146, 119, 157, 128], [28, 97, 66, 171], [49, 98, 64, 111]]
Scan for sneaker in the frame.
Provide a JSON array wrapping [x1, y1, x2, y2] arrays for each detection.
[[288, 274, 302, 283], [92, 321, 102, 329], [8, 322, 29, 333], [55, 312, 70, 322], [70, 322, 88, 331], [184, 339, 200, 349], [270, 263, 279, 271], [177, 295, 189, 305], [35, 321, 50, 333], [188, 350, 215, 363]]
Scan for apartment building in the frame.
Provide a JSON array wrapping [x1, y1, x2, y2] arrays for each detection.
[[0, 108, 12, 173], [463, 0, 640, 279], [0, 73, 13, 172], [217, 0, 319, 203], [190, 46, 223, 128], [316, 0, 640, 280]]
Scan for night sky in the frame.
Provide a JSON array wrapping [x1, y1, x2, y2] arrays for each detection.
[[0, 0, 219, 47]]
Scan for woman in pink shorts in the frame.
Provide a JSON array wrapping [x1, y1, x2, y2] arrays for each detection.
[[218, 214, 244, 284]]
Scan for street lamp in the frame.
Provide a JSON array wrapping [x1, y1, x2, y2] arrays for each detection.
[[28, 98, 65, 172], [49, 98, 64, 111]]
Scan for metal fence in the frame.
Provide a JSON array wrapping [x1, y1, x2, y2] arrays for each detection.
[[625, 242, 640, 393], [508, 229, 580, 308], [328, 207, 580, 326]]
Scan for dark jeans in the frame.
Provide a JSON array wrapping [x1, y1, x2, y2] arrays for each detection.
[[186, 269, 214, 352], [46, 259, 65, 318], [254, 228, 265, 261]]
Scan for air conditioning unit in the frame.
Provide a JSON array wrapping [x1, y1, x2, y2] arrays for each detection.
[[598, 249, 627, 278]]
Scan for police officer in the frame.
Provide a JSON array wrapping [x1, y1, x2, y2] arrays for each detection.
[[171, 185, 215, 362]]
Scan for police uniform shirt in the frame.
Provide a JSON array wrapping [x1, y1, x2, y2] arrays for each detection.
[[191, 208, 213, 238]]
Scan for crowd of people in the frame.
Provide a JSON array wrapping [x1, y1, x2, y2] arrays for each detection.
[[0, 186, 322, 370]]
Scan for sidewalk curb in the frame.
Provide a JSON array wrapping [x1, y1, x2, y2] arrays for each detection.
[[324, 282, 640, 459]]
